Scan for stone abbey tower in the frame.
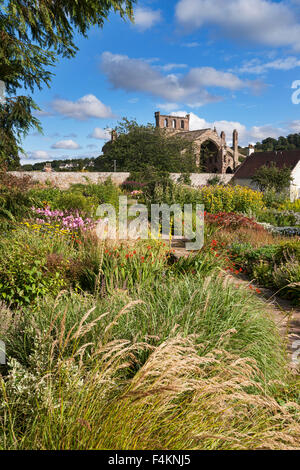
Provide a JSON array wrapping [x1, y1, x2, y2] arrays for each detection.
[[154, 111, 241, 174]]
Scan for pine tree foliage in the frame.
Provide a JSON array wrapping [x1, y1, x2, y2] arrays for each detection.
[[0, 0, 135, 168]]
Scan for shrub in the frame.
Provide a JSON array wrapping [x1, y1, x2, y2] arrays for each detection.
[[0, 225, 81, 306], [263, 189, 286, 209], [0, 170, 34, 192], [123, 169, 173, 201], [154, 184, 265, 215], [205, 212, 265, 231], [256, 209, 297, 227], [280, 199, 300, 212], [252, 163, 292, 193], [207, 175, 222, 186], [70, 178, 121, 208], [31, 207, 95, 232], [229, 241, 300, 302]]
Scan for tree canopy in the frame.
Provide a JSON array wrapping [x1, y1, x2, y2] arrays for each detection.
[[251, 163, 293, 193], [94, 118, 199, 173], [255, 133, 300, 152], [0, 0, 135, 168]]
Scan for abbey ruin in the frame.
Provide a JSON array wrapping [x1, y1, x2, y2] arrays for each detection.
[[154, 111, 242, 174]]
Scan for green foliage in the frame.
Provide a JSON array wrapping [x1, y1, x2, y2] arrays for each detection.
[[255, 133, 300, 152], [28, 179, 121, 215], [207, 175, 222, 186], [0, 171, 36, 222], [0, 232, 68, 306], [151, 184, 264, 215], [95, 118, 199, 173], [280, 199, 300, 212], [50, 192, 97, 215], [230, 241, 300, 303], [263, 189, 288, 209], [20, 157, 98, 172], [70, 178, 121, 207], [1, 279, 297, 450], [252, 163, 293, 192], [177, 172, 191, 185], [256, 209, 297, 227]]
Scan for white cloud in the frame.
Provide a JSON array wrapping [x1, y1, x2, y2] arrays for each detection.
[[64, 133, 77, 138], [101, 52, 256, 106], [157, 103, 181, 112], [25, 150, 52, 160], [87, 144, 98, 149], [159, 63, 188, 72], [182, 42, 200, 48], [238, 56, 300, 74], [51, 140, 81, 149], [128, 97, 139, 104], [88, 128, 111, 140], [134, 7, 162, 31], [170, 111, 287, 145], [182, 67, 246, 90], [250, 125, 286, 140], [52, 94, 114, 120], [175, 0, 300, 51], [289, 120, 300, 132]]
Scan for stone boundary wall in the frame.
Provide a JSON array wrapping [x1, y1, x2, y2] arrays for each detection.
[[9, 171, 234, 190]]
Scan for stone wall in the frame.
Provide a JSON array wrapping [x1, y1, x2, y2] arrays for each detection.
[[9, 171, 234, 190]]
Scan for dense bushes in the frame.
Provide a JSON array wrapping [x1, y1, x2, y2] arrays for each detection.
[[256, 208, 297, 227], [152, 184, 264, 214], [205, 212, 264, 231], [229, 241, 300, 303], [0, 227, 74, 306], [0, 175, 121, 225]]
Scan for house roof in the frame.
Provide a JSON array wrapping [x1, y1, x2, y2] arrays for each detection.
[[234, 149, 300, 179]]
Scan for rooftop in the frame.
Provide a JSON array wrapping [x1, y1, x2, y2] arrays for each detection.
[[234, 149, 300, 179]]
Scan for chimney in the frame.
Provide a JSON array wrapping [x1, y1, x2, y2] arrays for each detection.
[[111, 130, 117, 142], [233, 129, 239, 168]]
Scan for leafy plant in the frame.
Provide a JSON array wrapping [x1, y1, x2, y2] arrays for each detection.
[[252, 163, 292, 193]]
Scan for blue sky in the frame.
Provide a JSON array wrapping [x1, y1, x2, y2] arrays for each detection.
[[19, 0, 300, 165]]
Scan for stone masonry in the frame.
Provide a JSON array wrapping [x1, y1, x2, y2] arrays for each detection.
[[154, 111, 242, 174]]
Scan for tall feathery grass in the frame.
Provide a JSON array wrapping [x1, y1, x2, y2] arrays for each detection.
[[1, 273, 298, 450]]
